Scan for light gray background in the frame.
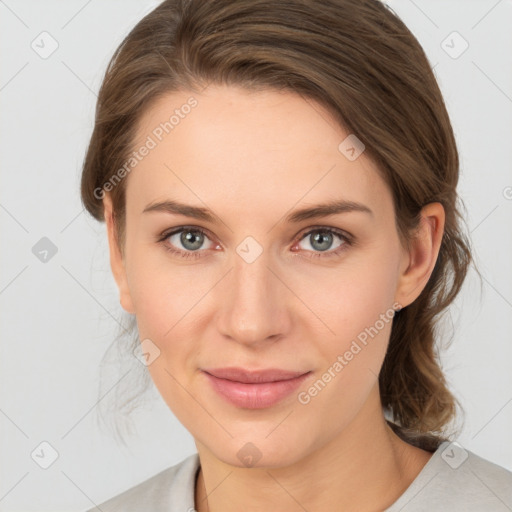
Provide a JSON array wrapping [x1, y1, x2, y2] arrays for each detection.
[[1, 0, 511, 510]]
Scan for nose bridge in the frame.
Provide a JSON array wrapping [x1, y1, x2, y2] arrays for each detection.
[[217, 247, 290, 345]]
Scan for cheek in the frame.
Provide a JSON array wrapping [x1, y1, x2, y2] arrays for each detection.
[[297, 272, 396, 428], [125, 267, 170, 338], [124, 240, 195, 336], [124, 244, 212, 389], [125, 249, 202, 410], [294, 249, 400, 407], [299, 252, 399, 349]]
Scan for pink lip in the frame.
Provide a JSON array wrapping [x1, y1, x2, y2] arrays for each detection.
[[202, 367, 311, 409]]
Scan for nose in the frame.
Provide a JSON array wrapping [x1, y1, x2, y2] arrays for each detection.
[[216, 251, 292, 348]]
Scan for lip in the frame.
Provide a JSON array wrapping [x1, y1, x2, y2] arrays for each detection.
[[202, 367, 311, 409]]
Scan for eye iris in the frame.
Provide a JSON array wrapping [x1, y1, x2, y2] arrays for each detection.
[[181, 230, 204, 250], [311, 231, 333, 251]]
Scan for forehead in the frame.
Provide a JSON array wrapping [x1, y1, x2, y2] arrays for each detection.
[[126, 85, 391, 223]]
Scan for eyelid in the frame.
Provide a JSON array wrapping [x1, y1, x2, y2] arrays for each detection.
[[158, 224, 213, 240], [295, 224, 353, 241]]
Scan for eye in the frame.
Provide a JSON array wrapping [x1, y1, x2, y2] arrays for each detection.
[[292, 227, 353, 259], [158, 225, 354, 260], [158, 226, 216, 260]]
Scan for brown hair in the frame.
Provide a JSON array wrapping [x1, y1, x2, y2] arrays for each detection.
[[81, 0, 479, 445]]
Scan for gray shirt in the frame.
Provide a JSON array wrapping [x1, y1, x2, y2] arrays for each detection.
[[87, 442, 512, 511]]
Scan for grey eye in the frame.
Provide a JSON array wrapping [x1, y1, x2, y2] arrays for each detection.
[[299, 230, 344, 252], [168, 229, 212, 251]]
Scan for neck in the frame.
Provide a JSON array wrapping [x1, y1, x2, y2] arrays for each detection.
[[194, 387, 432, 512]]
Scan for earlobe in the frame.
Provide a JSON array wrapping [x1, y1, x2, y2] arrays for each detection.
[[103, 194, 136, 315], [394, 202, 445, 308]]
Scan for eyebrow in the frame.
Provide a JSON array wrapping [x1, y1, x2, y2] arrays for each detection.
[[142, 198, 373, 223]]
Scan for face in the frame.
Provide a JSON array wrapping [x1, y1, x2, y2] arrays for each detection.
[[104, 84, 440, 468]]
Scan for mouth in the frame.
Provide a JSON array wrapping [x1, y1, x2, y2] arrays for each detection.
[[201, 367, 312, 409]]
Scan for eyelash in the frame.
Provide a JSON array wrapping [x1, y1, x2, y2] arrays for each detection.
[[157, 225, 354, 261]]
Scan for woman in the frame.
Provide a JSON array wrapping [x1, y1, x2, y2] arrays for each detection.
[[80, 0, 512, 510]]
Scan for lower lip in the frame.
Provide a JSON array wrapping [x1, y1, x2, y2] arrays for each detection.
[[203, 371, 311, 409]]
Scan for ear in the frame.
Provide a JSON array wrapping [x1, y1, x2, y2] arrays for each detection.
[[394, 202, 445, 308], [103, 193, 136, 315]]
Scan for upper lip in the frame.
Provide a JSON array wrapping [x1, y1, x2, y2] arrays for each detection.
[[202, 367, 310, 384]]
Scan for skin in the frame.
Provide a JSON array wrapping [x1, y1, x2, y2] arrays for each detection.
[[103, 84, 444, 511]]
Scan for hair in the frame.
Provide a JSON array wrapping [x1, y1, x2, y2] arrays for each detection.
[[81, 0, 481, 448]]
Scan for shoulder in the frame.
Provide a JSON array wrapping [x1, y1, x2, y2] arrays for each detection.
[[387, 442, 512, 511], [84, 453, 200, 512]]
